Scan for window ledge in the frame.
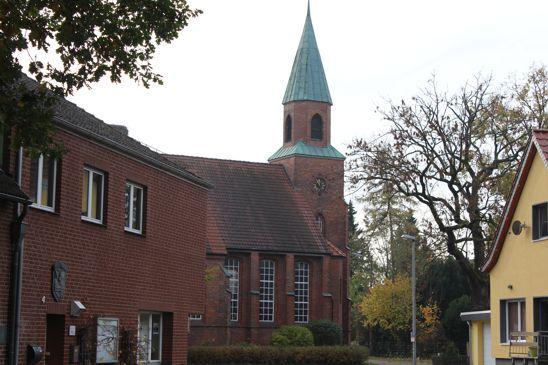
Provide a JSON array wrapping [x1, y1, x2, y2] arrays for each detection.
[[81, 216, 105, 227], [124, 227, 144, 236], [532, 237, 548, 243], [30, 204, 57, 214]]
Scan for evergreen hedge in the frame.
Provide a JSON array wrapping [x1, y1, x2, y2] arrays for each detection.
[[306, 320, 343, 346], [188, 346, 368, 365]]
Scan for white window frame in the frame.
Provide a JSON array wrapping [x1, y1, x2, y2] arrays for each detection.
[[505, 299, 526, 344], [316, 214, 325, 235], [189, 314, 202, 321], [125, 182, 144, 234], [82, 167, 105, 224], [294, 261, 310, 323], [138, 312, 163, 364], [259, 259, 275, 322], [30, 154, 57, 212], [96, 317, 119, 364], [225, 258, 240, 321]]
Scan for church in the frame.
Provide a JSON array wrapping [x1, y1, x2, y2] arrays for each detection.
[[167, 5, 351, 345]]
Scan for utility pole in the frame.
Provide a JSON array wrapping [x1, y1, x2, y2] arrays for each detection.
[[402, 234, 417, 365]]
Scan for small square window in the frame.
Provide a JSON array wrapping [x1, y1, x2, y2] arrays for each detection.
[[82, 167, 105, 223], [125, 182, 144, 234], [30, 155, 58, 211], [533, 203, 548, 241]]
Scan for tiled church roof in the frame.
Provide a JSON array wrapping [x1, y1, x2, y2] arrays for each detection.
[[165, 155, 331, 255]]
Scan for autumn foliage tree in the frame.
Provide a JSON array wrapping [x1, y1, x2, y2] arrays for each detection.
[[349, 67, 548, 307], [360, 275, 444, 349], [1, 0, 201, 155]]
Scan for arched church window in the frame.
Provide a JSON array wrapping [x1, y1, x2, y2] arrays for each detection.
[[284, 115, 292, 143], [311, 114, 323, 140], [316, 214, 325, 235]]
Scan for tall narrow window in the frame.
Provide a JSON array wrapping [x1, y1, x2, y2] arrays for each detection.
[[138, 312, 162, 363], [125, 182, 144, 234], [501, 299, 526, 343], [284, 115, 292, 143], [316, 214, 325, 236], [259, 259, 275, 322], [225, 258, 240, 321], [311, 114, 323, 140], [294, 261, 310, 323], [533, 203, 548, 240], [30, 154, 57, 211], [82, 167, 104, 223]]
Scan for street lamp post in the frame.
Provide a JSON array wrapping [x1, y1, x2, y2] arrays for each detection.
[[402, 234, 417, 365]]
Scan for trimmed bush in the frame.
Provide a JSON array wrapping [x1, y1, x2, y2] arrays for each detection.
[[306, 320, 342, 346], [188, 345, 368, 365], [271, 325, 314, 346]]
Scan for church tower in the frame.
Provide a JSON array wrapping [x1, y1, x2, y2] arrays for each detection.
[[269, 3, 347, 252]]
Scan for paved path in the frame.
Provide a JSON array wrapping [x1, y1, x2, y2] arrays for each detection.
[[369, 357, 432, 365]]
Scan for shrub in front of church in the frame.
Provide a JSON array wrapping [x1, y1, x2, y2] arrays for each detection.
[[271, 325, 314, 346], [188, 345, 368, 365], [306, 320, 343, 346]]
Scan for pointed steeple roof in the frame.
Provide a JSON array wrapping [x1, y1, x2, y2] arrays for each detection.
[[282, 3, 332, 105]]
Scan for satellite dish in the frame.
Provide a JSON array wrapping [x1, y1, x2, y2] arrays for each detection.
[[512, 220, 523, 235]]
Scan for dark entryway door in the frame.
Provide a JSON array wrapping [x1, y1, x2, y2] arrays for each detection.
[[45, 314, 65, 365]]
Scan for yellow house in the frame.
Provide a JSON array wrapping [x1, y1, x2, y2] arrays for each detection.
[[468, 130, 548, 365]]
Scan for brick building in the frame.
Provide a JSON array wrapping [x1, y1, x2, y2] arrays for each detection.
[[167, 5, 350, 345], [0, 79, 210, 365]]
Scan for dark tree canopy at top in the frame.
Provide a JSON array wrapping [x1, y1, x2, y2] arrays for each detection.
[[0, 0, 202, 156]]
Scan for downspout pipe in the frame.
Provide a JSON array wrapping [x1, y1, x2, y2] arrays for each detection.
[[8, 147, 30, 365], [8, 203, 28, 365]]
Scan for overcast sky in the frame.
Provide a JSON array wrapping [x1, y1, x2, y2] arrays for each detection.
[[68, 0, 548, 192]]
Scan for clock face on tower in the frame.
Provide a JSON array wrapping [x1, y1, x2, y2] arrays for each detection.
[[313, 177, 327, 195]]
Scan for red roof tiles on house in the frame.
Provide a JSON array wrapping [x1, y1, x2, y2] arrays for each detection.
[[533, 129, 548, 167], [483, 130, 548, 272], [165, 155, 331, 256]]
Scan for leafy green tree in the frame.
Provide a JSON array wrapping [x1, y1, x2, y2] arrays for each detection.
[[349, 67, 548, 306], [347, 201, 378, 343], [1, 0, 201, 155]]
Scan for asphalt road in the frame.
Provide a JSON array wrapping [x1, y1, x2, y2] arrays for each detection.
[[369, 357, 433, 365]]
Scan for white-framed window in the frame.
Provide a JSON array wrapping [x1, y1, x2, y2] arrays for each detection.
[[501, 299, 526, 343], [96, 318, 119, 364], [125, 182, 144, 234], [294, 261, 310, 323], [533, 203, 548, 241], [138, 312, 162, 363], [30, 155, 57, 211], [315, 214, 325, 235], [259, 259, 275, 322], [225, 258, 240, 321], [82, 167, 105, 223], [189, 314, 202, 321]]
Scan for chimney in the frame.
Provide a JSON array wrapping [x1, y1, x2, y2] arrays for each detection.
[[109, 124, 129, 136]]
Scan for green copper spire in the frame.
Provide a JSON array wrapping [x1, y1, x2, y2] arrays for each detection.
[[282, 3, 332, 105]]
